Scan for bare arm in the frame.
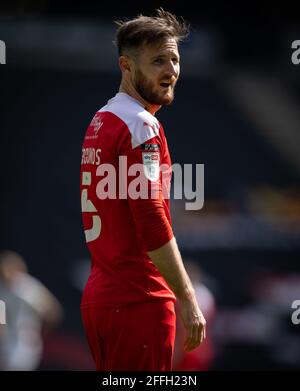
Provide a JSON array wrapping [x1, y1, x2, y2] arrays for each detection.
[[148, 237, 206, 351]]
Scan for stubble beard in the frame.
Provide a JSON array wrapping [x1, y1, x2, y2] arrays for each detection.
[[134, 68, 175, 106]]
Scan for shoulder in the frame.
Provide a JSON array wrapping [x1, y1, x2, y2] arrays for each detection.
[[99, 93, 161, 149]]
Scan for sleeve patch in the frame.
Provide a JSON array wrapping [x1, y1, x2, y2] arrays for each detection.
[[141, 143, 160, 151], [142, 152, 160, 182]]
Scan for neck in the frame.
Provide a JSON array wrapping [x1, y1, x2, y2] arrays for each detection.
[[119, 79, 161, 116]]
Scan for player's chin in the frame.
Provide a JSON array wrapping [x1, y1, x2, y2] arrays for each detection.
[[159, 92, 174, 105]]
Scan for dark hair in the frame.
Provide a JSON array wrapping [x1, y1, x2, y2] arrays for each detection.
[[114, 8, 190, 56]]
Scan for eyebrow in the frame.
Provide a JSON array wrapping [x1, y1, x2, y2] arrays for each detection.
[[151, 53, 180, 60]]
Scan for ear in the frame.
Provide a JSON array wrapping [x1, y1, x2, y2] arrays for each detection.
[[119, 55, 131, 72]]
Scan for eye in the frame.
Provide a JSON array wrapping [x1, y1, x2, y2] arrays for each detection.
[[153, 58, 164, 65], [172, 57, 179, 64]]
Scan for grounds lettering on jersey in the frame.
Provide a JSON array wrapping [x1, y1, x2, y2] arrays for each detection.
[[81, 148, 101, 165]]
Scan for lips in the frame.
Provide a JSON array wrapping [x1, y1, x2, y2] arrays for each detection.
[[160, 82, 171, 88]]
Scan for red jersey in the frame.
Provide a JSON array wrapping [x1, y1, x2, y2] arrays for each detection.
[[80, 92, 175, 308]]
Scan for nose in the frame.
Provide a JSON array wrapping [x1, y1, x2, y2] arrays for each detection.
[[164, 60, 179, 79]]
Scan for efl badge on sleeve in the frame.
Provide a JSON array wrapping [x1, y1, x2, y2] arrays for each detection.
[[142, 152, 160, 181]]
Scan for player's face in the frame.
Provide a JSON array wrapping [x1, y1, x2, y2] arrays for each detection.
[[133, 38, 180, 106]]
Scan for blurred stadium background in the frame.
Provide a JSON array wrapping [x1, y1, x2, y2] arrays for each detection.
[[0, 1, 299, 370]]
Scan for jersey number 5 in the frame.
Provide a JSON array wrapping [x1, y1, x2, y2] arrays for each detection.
[[81, 171, 101, 242]]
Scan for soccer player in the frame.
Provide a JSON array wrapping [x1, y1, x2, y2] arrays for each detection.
[[80, 8, 206, 371]]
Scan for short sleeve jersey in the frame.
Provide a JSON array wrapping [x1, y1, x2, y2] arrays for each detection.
[[80, 92, 175, 307]]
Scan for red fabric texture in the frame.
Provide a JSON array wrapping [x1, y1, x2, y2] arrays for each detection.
[[80, 98, 175, 308], [81, 300, 176, 371]]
